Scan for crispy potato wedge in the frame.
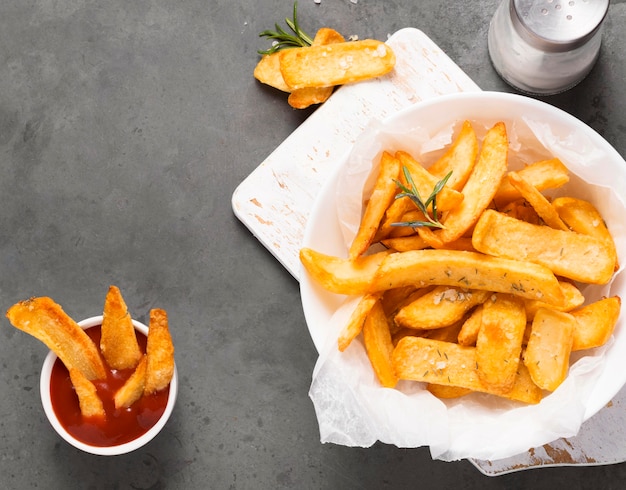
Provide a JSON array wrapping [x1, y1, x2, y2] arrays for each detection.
[[472, 209, 616, 284], [350, 151, 402, 259], [571, 296, 621, 351], [476, 294, 526, 394], [6, 297, 106, 380], [433, 122, 508, 243], [523, 280, 585, 321], [457, 304, 483, 346], [144, 309, 175, 395], [338, 293, 382, 352], [69, 368, 105, 419], [523, 308, 575, 391], [369, 249, 564, 306], [427, 383, 472, 399], [363, 301, 398, 388], [114, 355, 147, 409], [100, 285, 142, 370], [494, 158, 570, 206], [395, 286, 490, 330], [381, 234, 429, 252], [392, 336, 542, 404], [300, 248, 391, 295], [254, 52, 291, 92], [279, 39, 396, 90]]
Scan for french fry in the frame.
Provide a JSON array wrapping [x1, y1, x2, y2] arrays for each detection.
[[392, 336, 542, 404], [369, 249, 565, 306], [457, 304, 483, 346], [362, 301, 398, 388], [254, 52, 291, 92], [380, 234, 429, 252], [507, 171, 568, 231], [433, 122, 509, 243], [349, 151, 402, 259], [69, 368, 105, 419], [523, 280, 585, 321], [427, 383, 472, 399], [475, 294, 526, 394], [144, 309, 175, 395], [338, 293, 382, 352], [6, 297, 106, 380], [472, 209, 616, 284], [523, 308, 575, 391], [100, 285, 142, 370], [571, 296, 621, 351], [395, 286, 490, 330], [279, 39, 396, 90], [114, 355, 147, 409]]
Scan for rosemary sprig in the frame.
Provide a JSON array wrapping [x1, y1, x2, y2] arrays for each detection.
[[391, 166, 453, 229], [258, 2, 314, 55]]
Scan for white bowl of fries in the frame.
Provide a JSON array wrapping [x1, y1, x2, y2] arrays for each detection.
[[300, 91, 626, 461]]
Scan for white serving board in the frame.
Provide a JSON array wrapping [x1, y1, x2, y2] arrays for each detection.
[[232, 27, 626, 474]]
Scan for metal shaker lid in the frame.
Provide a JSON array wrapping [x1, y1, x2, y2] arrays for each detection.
[[511, 0, 609, 52]]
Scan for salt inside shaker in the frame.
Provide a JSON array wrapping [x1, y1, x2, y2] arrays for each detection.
[[488, 0, 609, 95]]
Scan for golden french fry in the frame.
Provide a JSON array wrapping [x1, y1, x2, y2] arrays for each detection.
[[457, 304, 483, 346], [427, 383, 472, 399], [523, 280, 585, 321], [300, 248, 392, 296], [476, 294, 526, 394], [369, 249, 565, 306], [338, 293, 382, 351], [395, 286, 490, 330], [433, 122, 509, 243], [507, 171, 568, 230], [144, 309, 175, 395], [6, 297, 106, 380], [100, 285, 142, 370], [279, 39, 396, 90], [500, 198, 543, 225], [423, 321, 464, 343], [523, 308, 575, 391], [392, 336, 542, 404], [114, 355, 147, 409], [350, 151, 402, 259], [380, 234, 429, 252], [472, 209, 616, 284], [494, 158, 570, 206], [362, 301, 398, 388], [571, 296, 621, 351], [427, 120, 478, 191], [69, 368, 105, 419], [254, 53, 291, 92]]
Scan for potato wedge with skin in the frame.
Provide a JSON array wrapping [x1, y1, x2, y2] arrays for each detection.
[[338, 293, 382, 352], [279, 39, 396, 90], [350, 151, 402, 259], [69, 368, 105, 419], [362, 301, 398, 388], [114, 355, 147, 409], [300, 248, 392, 296], [6, 297, 106, 381], [457, 304, 483, 346], [381, 234, 429, 252], [523, 280, 585, 321], [433, 122, 509, 244], [494, 158, 570, 206], [369, 249, 565, 306], [427, 120, 478, 191], [144, 309, 175, 395], [395, 286, 490, 330], [571, 296, 621, 351], [101, 285, 142, 370], [476, 294, 527, 394], [472, 209, 616, 284], [523, 308, 575, 391], [392, 336, 542, 404]]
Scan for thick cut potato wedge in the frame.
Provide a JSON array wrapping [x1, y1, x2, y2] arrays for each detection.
[[144, 309, 175, 395], [254, 52, 291, 92], [523, 281, 585, 321], [523, 308, 575, 391], [114, 355, 147, 409], [571, 296, 621, 351], [338, 293, 382, 352], [7, 297, 106, 380], [362, 301, 398, 388], [369, 249, 564, 306], [69, 368, 106, 419], [279, 39, 396, 90], [392, 336, 542, 404], [100, 285, 142, 370], [472, 209, 616, 284], [457, 304, 483, 346], [476, 294, 526, 394], [427, 383, 472, 399], [494, 158, 569, 206]]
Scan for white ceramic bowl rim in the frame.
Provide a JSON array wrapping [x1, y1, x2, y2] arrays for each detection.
[[39, 315, 178, 456]]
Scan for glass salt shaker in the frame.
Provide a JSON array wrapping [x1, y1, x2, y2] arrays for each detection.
[[488, 0, 609, 95]]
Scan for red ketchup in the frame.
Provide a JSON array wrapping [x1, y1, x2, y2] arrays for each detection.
[[49, 326, 170, 447]]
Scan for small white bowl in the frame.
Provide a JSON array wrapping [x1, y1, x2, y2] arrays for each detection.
[[39, 315, 178, 456]]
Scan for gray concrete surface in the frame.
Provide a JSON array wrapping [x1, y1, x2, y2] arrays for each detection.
[[0, 0, 625, 488]]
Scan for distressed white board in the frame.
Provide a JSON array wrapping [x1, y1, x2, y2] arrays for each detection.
[[232, 27, 626, 474]]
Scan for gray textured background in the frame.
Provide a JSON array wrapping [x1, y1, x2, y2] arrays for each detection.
[[0, 0, 625, 488]]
